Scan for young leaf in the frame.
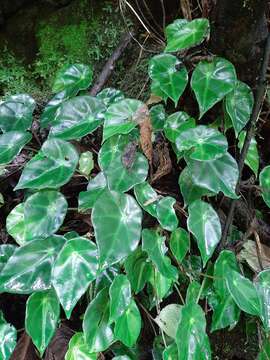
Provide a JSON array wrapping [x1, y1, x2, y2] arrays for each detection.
[[255, 269, 270, 331], [142, 229, 178, 280], [52, 238, 99, 319], [175, 125, 228, 161], [149, 54, 188, 106], [170, 227, 190, 263], [187, 200, 221, 266], [156, 197, 178, 231], [186, 152, 239, 199], [92, 189, 142, 268], [165, 18, 210, 52], [149, 104, 166, 131], [225, 81, 254, 135], [78, 172, 107, 211], [79, 151, 94, 176], [15, 138, 79, 190], [109, 275, 132, 323], [155, 304, 182, 339], [0, 94, 35, 132], [226, 270, 261, 316], [0, 245, 16, 273], [97, 88, 125, 107], [0, 131, 32, 165], [103, 99, 144, 141], [25, 289, 60, 356], [176, 302, 211, 359], [191, 57, 237, 118], [0, 322, 17, 360], [83, 288, 114, 352], [238, 132, 259, 176], [114, 300, 141, 347], [164, 111, 195, 143], [0, 235, 65, 294], [259, 166, 270, 208], [65, 332, 97, 360]]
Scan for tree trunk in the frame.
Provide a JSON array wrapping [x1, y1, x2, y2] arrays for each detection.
[[210, 0, 269, 86]]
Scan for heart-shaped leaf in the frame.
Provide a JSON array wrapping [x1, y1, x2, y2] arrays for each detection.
[[238, 132, 259, 176], [92, 189, 142, 268], [0, 235, 65, 294], [255, 270, 270, 330], [149, 54, 188, 106], [187, 200, 221, 266], [15, 138, 79, 190], [186, 152, 239, 199], [260, 166, 270, 208], [99, 134, 148, 192], [170, 227, 190, 263], [103, 99, 144, 141], [52, 238, 99, 319], [65, 332, 97, 360], [79, 172, 107, 212], [191, 57, 236, 117], [25, 289, 60, 356], [0, 131, 32, 165], [49, 96, 106, 140], [0, 245, 16, 273], [53, 64, 93, 95], [164, 111, 195, 143], [0, 94, 35, 132], [225, 81, 254, 135], [97, 88, 124, 107], [41, 91, 69, 128], [109, 275, 132, 323], [156, 197, 178, 231], [176, 125, 228, 161], [149, 104, 166, 131], [165, 18, 210, 52], [0, 322, 17, 360], [155, 304, 182, 339]]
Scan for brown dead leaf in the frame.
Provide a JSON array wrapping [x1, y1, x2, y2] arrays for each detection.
[[146, 94, 163, 106], [136, 104, 153, 165], [10, 332, 39, 360], [151, 142, 172, 183], [238, 240, 270, 273]]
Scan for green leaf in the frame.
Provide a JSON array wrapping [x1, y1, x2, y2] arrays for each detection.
[[52, 238, 99, 319], [109, 275, 132, 323], [176, 302, 211, 359], [79, 151, 94, 176], [156, 197, 178, 231], [187, 200, 221, 266], [151, 80, 168, 103], [260, 166, 270, 208], [0, 322, 17, 360], [170, 227, 190, 263], [186, 152, 239, 199], [114, 299, 141, 347], [149, 267, 173, 303], [6, 203, 27, 245], [0, 235, 65, 294], [163, 343, 178, 360], [176, 125, 228, 161], [53, 64, 93, 95], [238, 132, 259, 176], [191, 57, 237, 118], [99, 134, 148, 192], [0, 94, 35, 132], [0, 131, 32, 165], [83, 288, 114, 352], [97, 88, 125, 107], [0, 245, 16, 273], [226, 270, 260, 316], [258, 338, 270, 360], [186, 281, 201, 304], [165, 18, 210, 52], [124, 247, 152, 294], [49, 96, 106, 140], [155, 304, 182, 339], [149, 54, 188, 106], [149, 104, 166, 131], [164, 111, 195, 143], [92, 189, 142, 268], [15, 138, 79, 190], [103, 99, 144, 141], [211, 294, 240, 332], [255, 269, 270, 331], [142, 229, 178, 280], [78, 172, 107, 211], [25, 289, 60, 356], [41, 91, 69, 128], [225, 81, 254, 135], [65, 332, 97, 360], [134, 182, 160, 217], [112, 357, 132, 360]]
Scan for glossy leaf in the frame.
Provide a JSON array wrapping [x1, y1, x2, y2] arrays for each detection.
[[49, 96, 106, 140], [186, 281, 201, 304], [164, 111, 195, 143], [79, 151, 94, 176], [191, 57, 237, 117], [92, 190, 142, 268], [134, 182, 160, 217], [225, 81, 254, 135], [170, 227, 190, 263], [0, 322, 17, 360], [151, 80, 168, 103], [187, 200, 221, 266], [176, 302, 211, 359], [52, 238, 99, 319], [103, 99, 144, 141], [156, 197, 178, 231], [259, 166, 270, 208], [15, 138, 79, 190], [149, 54, 188, 106], [114, 299, 141, 347], [155, 304, 182, 339], [53, 64, 93, 95], [214, 250, 239, 297], [258, 338, 270, 360], [255, 269, 270, 330], [176, 125, 228, 161], [150, 104, 166, 131], [186, 152, 239, 199], [142, 229, 178, 280], [165, 18, 210, 52], [0, 245, 16, 273], [97, 88, 124, 107], [109, 275, 132, 323], [0, 235, 65, 294], [0, 94, 35, 132], [149, 267, 173, 303], [6, 203, 27, 246], [41, 90, 69, 128], [78, 172, 107, 211], [112, 357, 132, 360], [163, 343, 178, 360], [25, 289, 60, 356], [83, 288, 114, 352], [238, 132, 259, 175], [65, 332, 97, 360], [99, 134, 148, 192], [0, 131, 32, 165]]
